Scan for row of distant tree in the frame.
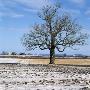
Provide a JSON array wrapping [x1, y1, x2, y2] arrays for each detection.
[[0, 51, 88, 57], [0, 51, 27, 55], [41, 54, 88, 58]]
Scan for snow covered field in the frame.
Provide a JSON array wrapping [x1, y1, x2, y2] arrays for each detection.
[[0, 64, 90, 90]]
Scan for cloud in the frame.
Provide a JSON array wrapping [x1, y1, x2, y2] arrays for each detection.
[[85, 9, 90, 16], [0, 18, 2, 22], [10, 13, 24, 18], [23, 8, 38, 13], [84, 9, 90, 20], [69, 0, 85, 5], [0, 12, 3, 16], [0, 12, 3, 21], [0, 0, 52, 11], [62, 8, 81, 17], [0, 11, 24, 18], [0, 0, 52, 18], [13, 0, 51, 9]]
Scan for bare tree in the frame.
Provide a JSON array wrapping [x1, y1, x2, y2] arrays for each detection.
[[22, 3, 88, 64]]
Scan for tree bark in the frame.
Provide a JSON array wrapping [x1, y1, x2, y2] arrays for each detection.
[[49, 21, 56, 64], [49, 47, 55, 64], [49, 36, 55, 64]]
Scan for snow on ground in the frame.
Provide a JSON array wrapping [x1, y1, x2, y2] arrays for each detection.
[[0, 64, 90, 90], [0, 58, 19, 63]]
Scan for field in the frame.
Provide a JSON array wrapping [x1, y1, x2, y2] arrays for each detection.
[[17, 58, 90, 65], [0, 64, 90, 90], [1, 57, 90, 65], [0, 58, 90, 90], [0, 55, 90, 65]]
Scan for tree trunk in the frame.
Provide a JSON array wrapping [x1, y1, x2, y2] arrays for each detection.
[[49, 22, 55, 64], [49, 35, 55, 64], [49, 47, 55, 64]]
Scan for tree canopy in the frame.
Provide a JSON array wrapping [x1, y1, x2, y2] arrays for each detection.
[[22, 3, 88, 64]]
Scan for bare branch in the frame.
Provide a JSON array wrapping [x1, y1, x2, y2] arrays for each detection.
[[22, 2, 88, 55]]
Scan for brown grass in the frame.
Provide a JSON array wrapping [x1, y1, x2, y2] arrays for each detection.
[[18, 58, 90, 65]]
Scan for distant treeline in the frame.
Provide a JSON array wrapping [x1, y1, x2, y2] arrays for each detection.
[[0, 51, 27, 55], [0, 51, 89, 59], [0, 55, 89, 59]]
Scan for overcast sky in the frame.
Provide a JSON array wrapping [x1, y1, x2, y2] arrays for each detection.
[[0, 0, 90, 55]]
